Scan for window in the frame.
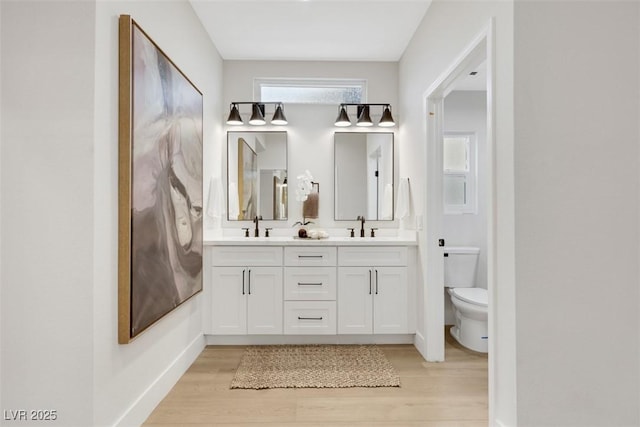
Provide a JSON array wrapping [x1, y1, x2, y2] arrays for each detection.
[[255, 78, 366, 104], [443, 132, 476, 214]]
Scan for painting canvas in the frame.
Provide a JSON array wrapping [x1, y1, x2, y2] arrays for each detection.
[[118, 15, 203, 343], [237, 138, 257, 220]]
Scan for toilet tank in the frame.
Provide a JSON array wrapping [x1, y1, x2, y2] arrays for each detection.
[[443, 246, 479, 288]]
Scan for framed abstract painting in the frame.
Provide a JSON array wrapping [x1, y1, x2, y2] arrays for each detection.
[[118, 15, 203, 343]]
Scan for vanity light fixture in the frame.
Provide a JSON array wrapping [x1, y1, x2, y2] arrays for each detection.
[[271, 104, 288, 125], [226, 102, 288, 126], [356, 105, 373, 127], [334, 106, 351, 127], [249, 103, 266, 125], [378, 105, 395, 127], [334, 103, 395, 128], [226, 104, 243, 125]]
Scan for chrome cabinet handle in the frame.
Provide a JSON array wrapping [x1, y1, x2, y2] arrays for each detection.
[[298, 282, 323, 286], [247, 269, 251, 295], [298, 316, 323, 320], [242, 269, 245, 295], [369, 269, 372, 295], [298, 255, 323, 259]]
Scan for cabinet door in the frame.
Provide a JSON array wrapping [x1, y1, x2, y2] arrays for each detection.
[[211, 266, 247, 335], [247, 267, 283, 335], [337, 267, 373, 334], [373, 266, 409, 334]]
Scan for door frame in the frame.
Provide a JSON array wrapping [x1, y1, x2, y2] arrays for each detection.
[[421, 19, 496, 410]]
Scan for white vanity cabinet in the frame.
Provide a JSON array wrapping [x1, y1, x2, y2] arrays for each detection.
[[337, 247, 409, 334], [210, 247, 283, 335], [204, 237, 416, 343], [283, 247, 337, 334]]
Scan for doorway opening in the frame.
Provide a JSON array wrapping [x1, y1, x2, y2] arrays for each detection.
[[420, 19, 496, 416]]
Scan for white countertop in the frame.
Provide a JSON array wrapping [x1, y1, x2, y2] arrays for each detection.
[[204, 230, 417, 246]]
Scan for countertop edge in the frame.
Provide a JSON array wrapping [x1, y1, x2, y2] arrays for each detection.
[[203, 238, 418, 247]]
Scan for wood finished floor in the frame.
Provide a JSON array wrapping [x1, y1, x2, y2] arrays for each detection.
[[144, 332, 488, 426]]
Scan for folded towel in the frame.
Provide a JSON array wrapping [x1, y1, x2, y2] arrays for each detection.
[[206, 176, 225, 218], [396, 177, 411, 219], [307, 229, 329, 239], [303, 191, 319, 219], [228, 182, 240, 220]]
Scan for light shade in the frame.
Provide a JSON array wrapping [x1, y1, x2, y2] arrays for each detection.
[[226, 104, 243, 125], [334, 106, 351, 127], [249, 103, 266, 125], [271, 104, 288, 125], [378, 105, 395, 127], [356, 105, 373, 127]]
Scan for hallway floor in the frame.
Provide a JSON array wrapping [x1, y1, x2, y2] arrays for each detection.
[[144, 332, 488, 426]]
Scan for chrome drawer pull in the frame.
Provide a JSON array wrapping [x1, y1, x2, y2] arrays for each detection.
[[298, 316, 323, 320], [298, 282, 323, 286], [298, 255, 324, 259]]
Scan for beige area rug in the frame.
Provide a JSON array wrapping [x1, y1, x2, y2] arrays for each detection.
[[230, 344, 401, 389]]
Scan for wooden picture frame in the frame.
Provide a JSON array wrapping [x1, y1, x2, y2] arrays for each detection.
[[118, 15, 203, 343]]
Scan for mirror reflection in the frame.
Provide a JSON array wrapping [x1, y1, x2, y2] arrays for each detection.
[[227, 131, 287, 220], [334, 132, 394, 221]]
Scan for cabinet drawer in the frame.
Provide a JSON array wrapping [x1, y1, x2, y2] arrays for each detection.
[[210, 246, 283, 266], [284, 301, 336, 335], [284, 267, 336, 300], [338, 246, 407, 266], [284, 246, 337, 266]]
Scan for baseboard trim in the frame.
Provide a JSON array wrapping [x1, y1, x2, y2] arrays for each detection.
[[413, 330, 427, 360], [114, 333, 205, 427], [205, 334, 415, 346]]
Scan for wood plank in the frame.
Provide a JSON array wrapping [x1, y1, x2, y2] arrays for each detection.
[[144, 339, 487, 425]]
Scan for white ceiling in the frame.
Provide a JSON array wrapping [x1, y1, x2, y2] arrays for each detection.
[[189, 0, 433, 61]]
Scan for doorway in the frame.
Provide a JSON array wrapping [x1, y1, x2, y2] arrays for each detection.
[[421, 20, 495, 403]]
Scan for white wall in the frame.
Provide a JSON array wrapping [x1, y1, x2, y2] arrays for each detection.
[[443, 90, 488, 290], [403, 1, 640, 425], [1, 1, 223, 426], [219, 61, 398, 233], [0, 0, 4, 416], [399, 1, 515, 425], [1, 2, 96, 425], [93, 2, 223, 426], [514, 2, 639, 426]]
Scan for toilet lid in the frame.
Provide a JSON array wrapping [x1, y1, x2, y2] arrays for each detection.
[[451, 288, 488, 307]]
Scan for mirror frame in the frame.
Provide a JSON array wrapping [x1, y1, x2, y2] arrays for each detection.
[[333, 131, 395, 221], [226, 131, 288, 221]]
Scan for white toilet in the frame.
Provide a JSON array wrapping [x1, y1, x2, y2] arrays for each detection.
[[444, 246, 488, 353]]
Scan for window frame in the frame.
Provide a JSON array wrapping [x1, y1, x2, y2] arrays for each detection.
[[443, 131, 477, 215], [254, 78, 367, 105]]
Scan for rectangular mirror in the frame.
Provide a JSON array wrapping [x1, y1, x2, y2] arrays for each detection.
[[334, 132, 394, 221], [227, 131, 287, 220]]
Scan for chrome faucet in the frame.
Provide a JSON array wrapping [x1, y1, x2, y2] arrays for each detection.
[[357, 215, 366, 237], [253, 215, 262, 237]]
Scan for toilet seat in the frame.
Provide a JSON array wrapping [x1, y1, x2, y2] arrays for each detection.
[[450, 288, 488, 307]]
